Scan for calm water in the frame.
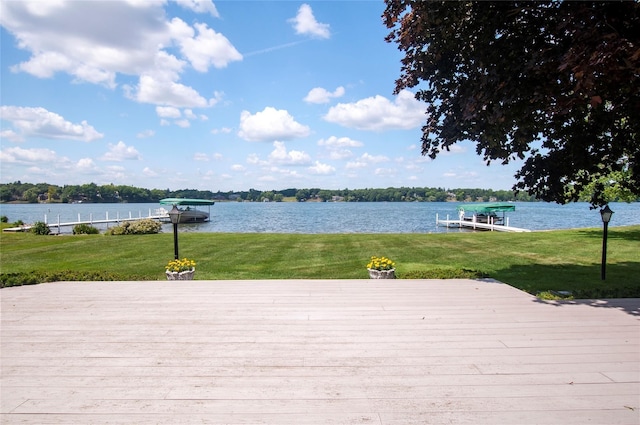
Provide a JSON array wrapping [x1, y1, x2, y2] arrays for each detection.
[[1, 201, 639, 234]]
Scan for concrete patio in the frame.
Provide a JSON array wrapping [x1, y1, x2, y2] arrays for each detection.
[[1, 279, 639, 424]]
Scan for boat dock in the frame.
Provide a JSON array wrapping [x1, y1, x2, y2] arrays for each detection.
[[2, 209, 169, 233], [436, 214, 531, 232], [437, 202, 531, 233]]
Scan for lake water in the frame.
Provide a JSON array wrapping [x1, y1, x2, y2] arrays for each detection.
[[1, 201, 639, 234]]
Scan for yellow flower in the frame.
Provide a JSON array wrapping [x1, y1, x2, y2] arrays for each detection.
[[165, 258, 197, 272], [366, 256, 395, 271]]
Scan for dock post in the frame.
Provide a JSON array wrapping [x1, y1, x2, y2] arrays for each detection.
[[436, 213, 439, 226], [57, 215, 60, 235]]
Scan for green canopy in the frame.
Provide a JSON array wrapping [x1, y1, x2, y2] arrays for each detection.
[[160, 198, 215, 206], [456, 203, 515, 213]]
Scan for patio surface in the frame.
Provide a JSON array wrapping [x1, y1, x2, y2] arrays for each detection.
[[1, 279, 639, 424]]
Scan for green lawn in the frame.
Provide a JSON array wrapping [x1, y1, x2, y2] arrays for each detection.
[[1, 226, 639, 298]]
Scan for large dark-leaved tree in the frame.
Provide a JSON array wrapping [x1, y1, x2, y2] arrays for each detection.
[[383, 1, 639, 206]]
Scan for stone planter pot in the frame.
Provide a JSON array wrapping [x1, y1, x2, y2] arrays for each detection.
[[166, 268, 195, 280], [368, 268, 396, 279]]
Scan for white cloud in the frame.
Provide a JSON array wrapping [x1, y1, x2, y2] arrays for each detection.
[[0, 1, 239, 107], [318, 136, 363, 148], [0, 106, 103, 142], [238, 107, 310, 142], [0, 146, 60, 164], [246, 153, 261, 165], [175, 119, 191, 128], [268, 141, 311, 165], [156, 106, 181, 118], [318, 136, 363, 160], [1, 1, 168, 87], [327, 149, 353, 160], [174, 0, 219, 17], [136, 129, 155, 138], [76, 158, 96, 171], [258, 175, 277, 183], [169, 19, 242, 72], [374, 167, 396, 176], [443, 170, 479, 180], [143, 167, 159, 177], [345, 153, 389, 169], [101, 141, 141, 161], [0, 129, 23, 143], [440, 144, 468, 155], [289, 4, 330, 39], [194, 153, 210, 161], [231, 164, 245, 171], [308, 161, 335, 175], [211, 127, 232, 135], [345, 160, 367, 169], [361, 153, 390, 163], [135, 74, 212, 108], [304, 86, 345, 104], [183, 109, 197, 120], [324, 89, 425, 131]]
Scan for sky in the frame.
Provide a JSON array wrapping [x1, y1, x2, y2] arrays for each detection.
[[0, 0, 523, 192]]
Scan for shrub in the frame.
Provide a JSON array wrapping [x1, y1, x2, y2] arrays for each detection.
[[73, 223, 100, 235], [30, 221, 51, 235], [1, 216, 7, 223], [0, 270, 151, 288], [128, 219, 162, 234], [105, 219, 161, 235]]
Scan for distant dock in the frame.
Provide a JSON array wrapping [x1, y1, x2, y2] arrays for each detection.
[[436, 213, 531, 232], [2, 208, 169, 233]]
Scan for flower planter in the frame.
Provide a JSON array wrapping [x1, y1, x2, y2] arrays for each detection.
[[166, 268, 195, 280], [368, 268, 396, 279]]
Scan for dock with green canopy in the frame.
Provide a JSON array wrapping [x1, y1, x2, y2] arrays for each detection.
[[437, 203, 530, 232]]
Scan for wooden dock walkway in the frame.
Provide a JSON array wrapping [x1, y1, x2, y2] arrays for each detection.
[[436, 214, 531, 232], [1, 279, 638, 424], [2, 210, 168, 233]]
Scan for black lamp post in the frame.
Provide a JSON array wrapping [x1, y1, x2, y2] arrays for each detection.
[[167, 205, 182, 260], [599, 205, 613, 280]]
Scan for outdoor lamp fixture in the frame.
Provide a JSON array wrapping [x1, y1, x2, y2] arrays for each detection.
[[167, 205, 182, 260], [599, 205, 614, 280]]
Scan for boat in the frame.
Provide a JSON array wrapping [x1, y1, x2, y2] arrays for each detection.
[[457, 202, 515, 225], [159, 198, 215, 223], [436, 202, 530, 232]]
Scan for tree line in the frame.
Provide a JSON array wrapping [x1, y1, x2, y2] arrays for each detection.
[[0, 181, 547, 204]]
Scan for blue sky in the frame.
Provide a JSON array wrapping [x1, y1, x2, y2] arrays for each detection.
[[1, 0, 522, 192]]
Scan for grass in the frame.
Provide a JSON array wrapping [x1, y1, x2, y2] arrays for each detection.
[[1, 225, 639, 298]]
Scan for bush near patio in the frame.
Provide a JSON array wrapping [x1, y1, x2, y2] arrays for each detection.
[[105, 219, 161, 235], [73, 224, 100, 235]]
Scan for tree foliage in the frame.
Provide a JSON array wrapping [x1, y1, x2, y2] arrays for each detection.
[[383, 1, 640, 206], [0, 181, 547, 204]]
